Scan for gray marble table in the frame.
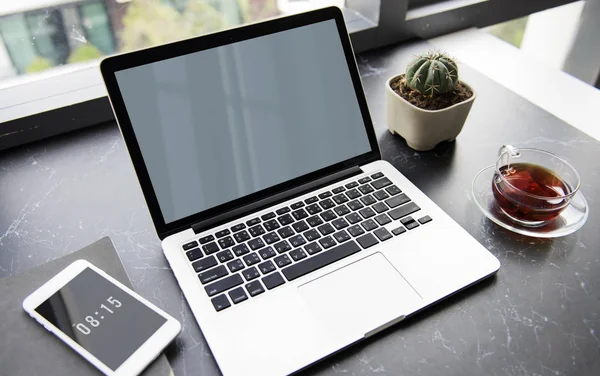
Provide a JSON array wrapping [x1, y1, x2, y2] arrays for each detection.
[[1, 40, 599, 376]]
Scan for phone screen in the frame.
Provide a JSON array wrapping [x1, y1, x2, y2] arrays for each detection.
[[34, 267, 167, 370]]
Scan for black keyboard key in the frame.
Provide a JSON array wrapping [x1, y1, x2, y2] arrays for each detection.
[[320, 198, 335, 210], [246, 217, 261, 226], [216, 250, 234, 263], [234, 230, 251, 243], [372, 202, 389, 213], [282, 241, 361, 281], [199, 265, 228, 284], [249, 224, 266, 237], [358, 185, 374, 194], [292, 208, 309, 221], [290, 202, 305, 210], [274, 254, 292, 268], [386, 185, 402, 196], [192, 255, 217, 272], [263, 219, 280, 232], [229, 287, 248, 304], [347, 225, 365, 237], [183, 241, 198, 251], [360, 195, 377, 206], [306, 204, 322, 215], [346, 189, 361, 199], [304, 229, 321, 241], [401, 216, 415, 225], [345, 212, 362, 224], [231, 223, 246, 233], [332, 193, 349, 205], [289, 249, 307, 261], [218, 236, 235, 249], [289, 234, 307, 247], [232, 243, 250, 257], [319, 236, 337, 249], [419, 215, 433, 224], [356, 233, 379, 249], [374, 228, 393, 241], [202, 242, 219, 255], [406, 221, 420, 230], [258, 260, 276, 274], [361, 219, 378, 232], [374, 213, 392, 226], [358, 177, 371, 184], [261, 212, 276, 220], [371, 172, 384, 179], [392, 226, 407, 236], [205, 273, 243, 297], [243, 252, 261, 266], [305, 196, 319, 204], [292, 221, 309, 233], [274, 240, 291, 254], [389, 202, 421, 220], [347, 200, 364, 211], [307, 215, 324, 227], [317, 223, 335, 236], [227, 259, 245, 273], [333, 230, 351, 243], [246, 281, 265, 297], [332, 217, 349, 230], [305, 242, 322, 255], [259, 246, 277, 260], [359, 207, 376, 219], [372, 177, 392, 190], [374, 190, 390, 201], [334, 205, 350, 216], [242, 266, 260, 281], [262, 272, 285, 290], [211, 294, 230, 312], [345, 181, 359, 189], [276, 207, 291, 215], [278, 214, 295, 226], [248, 238, 266, 250], [332, 186, 346, 194], [215, 229, 230, 238], [186, 248, 203, 262], [385, 194, 411, 208], [198, 235, 214, 244], [263, 232, 280, 245], [318, 191, 332, 199], [278, 226, 295, 238], [321, 210, 337, 222]]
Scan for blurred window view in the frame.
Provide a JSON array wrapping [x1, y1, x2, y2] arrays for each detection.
[[0, 0, 377, 83]]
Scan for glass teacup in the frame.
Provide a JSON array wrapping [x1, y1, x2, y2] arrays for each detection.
[[491, 145, 580, 227]]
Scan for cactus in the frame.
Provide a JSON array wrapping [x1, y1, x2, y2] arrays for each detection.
[[405, 52, 458, 95]]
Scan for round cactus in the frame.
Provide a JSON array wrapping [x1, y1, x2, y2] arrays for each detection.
[[405, 52, 459, 95]]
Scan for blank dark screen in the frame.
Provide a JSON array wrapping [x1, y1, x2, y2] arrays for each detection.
[[114, 20, 371, 224], [35, 268, 166, 370]]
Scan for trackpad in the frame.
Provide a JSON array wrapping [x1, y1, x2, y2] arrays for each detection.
[[298, 253, 422, 336]]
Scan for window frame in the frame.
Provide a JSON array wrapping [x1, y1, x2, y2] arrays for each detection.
[[0, 0, 577, 151]]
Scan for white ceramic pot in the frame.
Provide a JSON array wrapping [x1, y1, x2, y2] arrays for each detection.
[[386, 74, 476, 151]]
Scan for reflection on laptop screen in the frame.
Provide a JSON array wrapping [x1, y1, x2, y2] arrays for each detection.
[[115, 20, 372, 224]]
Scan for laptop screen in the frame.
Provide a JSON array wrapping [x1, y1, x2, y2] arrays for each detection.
[[114, 19, 372, 224]]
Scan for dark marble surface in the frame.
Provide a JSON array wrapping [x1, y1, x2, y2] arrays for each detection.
[[1, 40, 599, 376]]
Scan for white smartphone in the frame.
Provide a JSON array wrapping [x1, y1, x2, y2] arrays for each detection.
[[23, 260, 181, 376]]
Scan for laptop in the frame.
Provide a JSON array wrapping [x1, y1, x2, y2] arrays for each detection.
[[100, 7, 500, 376]]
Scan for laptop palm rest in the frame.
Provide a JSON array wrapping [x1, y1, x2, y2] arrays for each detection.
[[297, 252, 422, 338]]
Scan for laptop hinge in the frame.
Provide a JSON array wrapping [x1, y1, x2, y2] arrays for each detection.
[[192, 166, 362, 234]]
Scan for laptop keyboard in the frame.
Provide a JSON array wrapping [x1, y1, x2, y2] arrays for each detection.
[[180, 172, 433, 312]]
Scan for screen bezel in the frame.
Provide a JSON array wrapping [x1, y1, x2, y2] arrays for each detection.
[[22, 260, 181, 376], [100, 7, 381, 239]]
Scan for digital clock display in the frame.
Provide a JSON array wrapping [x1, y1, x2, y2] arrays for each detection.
[[35, 267, 167, 370]]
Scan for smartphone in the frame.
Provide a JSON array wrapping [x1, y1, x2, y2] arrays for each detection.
[[23, 260, 181, 376]]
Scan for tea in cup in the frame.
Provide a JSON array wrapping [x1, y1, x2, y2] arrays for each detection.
[[492, 145, 580, 227]]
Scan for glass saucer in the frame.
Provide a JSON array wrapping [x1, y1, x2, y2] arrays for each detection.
[[471, 165, 589, 238]]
